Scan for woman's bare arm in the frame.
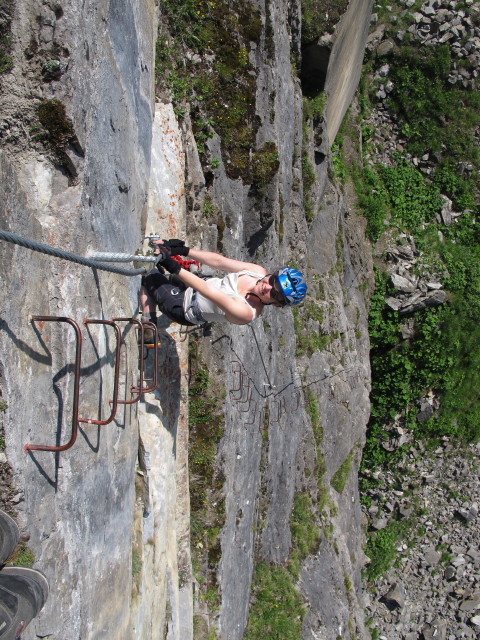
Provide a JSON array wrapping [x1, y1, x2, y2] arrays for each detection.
[[187, 248, 267, 276]]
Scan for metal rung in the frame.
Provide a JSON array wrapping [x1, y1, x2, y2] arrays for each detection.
[[133, 321, 158, 393], [112, 318, 144, 404], [78, 319, 122, 425], [24, 317, 82, 453]]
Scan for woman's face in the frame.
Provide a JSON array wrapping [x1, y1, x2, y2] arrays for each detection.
[[257, 275, 286, 307]]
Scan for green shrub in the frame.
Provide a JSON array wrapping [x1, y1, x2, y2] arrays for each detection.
[[377, 159, 442, 232], [352, 166, 389, 242], [387, 45, 480, 168]]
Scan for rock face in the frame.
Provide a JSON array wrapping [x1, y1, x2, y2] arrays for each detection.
[[0, 2, 190, 639], [183, 1, 374, 637], [0, 1, 375, 640]]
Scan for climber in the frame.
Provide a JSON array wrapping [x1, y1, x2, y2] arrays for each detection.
[[139, 239, 307, 330]]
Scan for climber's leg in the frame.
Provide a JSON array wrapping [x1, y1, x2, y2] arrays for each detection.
[[140, 268, 194, 326]]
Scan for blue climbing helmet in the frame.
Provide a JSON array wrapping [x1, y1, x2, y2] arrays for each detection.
[[274, 267, 307, 305]]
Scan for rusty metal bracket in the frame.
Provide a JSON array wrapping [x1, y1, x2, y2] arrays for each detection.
[[78, 319, 122, 425], [270, 396, 286, 424], [236, 384, 253, 412], [112, 317, 144, 404], [229, 360, 243, 395], [133, 321, 158, 393], [24, 316, 82, 453], [290, 388, 301, 413], [230, 368, 251, 405]]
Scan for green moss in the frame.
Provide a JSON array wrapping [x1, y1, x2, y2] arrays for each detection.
[[156, 0, 264, 183], [330, 452, 353, 494], [37, 99, 76, 150], [251, 142, 279, 189]]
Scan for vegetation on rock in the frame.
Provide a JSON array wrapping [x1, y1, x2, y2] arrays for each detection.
[[0, 0, 14, 73], [155, 0, 262, 182]]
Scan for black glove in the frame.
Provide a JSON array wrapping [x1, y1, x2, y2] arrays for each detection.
[[157, 256, 181, 274], [163, 238, 190, 257], [155, 245, 171, 261]]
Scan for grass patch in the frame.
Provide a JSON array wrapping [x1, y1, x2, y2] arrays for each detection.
[[11, 544, 35, 568], [288, 493, 321, 577], [244, 562, 305, 640], [245, 491, 319, 638], [330, 451, 353, 494], [188, 355, 226, 617], [293, 306, 331, 357]]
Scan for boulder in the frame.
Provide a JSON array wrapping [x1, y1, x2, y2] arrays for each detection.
[[380, 582, 406, 610]]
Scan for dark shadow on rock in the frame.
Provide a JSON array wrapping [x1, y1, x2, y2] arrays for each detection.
[[26, 451, 58, 490], [78, 425, 100, 453], [301, 44, 331, 96], [246, 220, 273, 256], [0, 319, 52, 366]]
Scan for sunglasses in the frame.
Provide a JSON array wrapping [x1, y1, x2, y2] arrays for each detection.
[[268, 275, 287, 305]]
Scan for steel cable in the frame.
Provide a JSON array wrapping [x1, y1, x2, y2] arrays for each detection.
[[0, 230, 146, 276]]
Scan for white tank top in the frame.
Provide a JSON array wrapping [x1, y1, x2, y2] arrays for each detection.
[[183, 270, 265, 324]]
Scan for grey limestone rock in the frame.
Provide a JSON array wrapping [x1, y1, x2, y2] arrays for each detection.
[[381, 582, 407, 610]]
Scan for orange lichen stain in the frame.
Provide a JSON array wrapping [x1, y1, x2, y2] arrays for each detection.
[[37, 321, 45, 329]]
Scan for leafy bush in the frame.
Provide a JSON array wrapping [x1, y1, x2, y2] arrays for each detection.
[[387, 45, 480, 169], [352, 166, 389, 242], [377, 159, 442, 232]]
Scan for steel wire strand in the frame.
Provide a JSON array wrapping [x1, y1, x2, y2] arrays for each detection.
[[0, 230, 146, 276]]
